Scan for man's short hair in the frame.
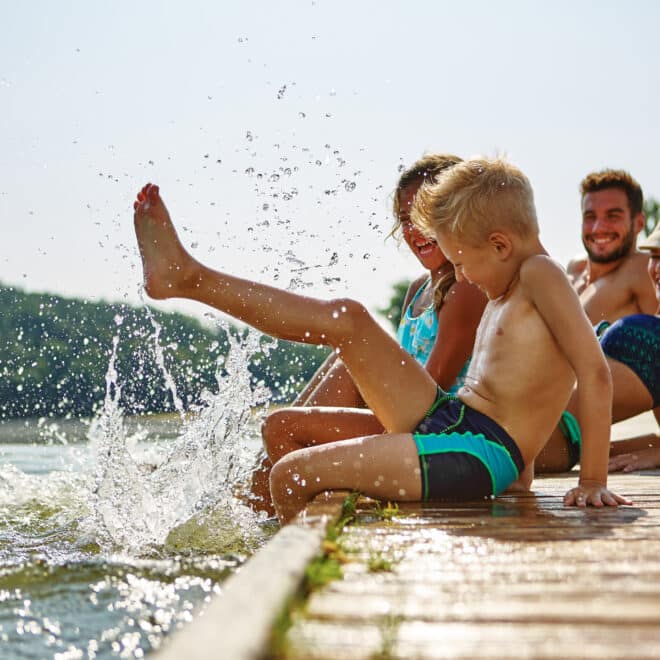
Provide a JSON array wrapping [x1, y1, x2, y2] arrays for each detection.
[[412, 157, 539, 245], [580, 169, 644, 217]]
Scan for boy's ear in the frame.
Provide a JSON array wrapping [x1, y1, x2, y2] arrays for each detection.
[[488, 231, 512, 259], [633, 212, 645, 235]]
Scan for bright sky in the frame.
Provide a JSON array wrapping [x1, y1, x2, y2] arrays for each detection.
[[2, 0, 659, 321]]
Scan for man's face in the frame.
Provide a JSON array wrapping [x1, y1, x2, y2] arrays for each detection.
[[581, 188, 638, 263]]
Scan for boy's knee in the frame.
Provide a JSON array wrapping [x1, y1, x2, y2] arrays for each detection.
[[269, 454, 296, 496], [328, 297, 371, 338]]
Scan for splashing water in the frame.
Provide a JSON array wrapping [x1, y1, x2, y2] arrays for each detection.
[[85, 323, 270, 555]]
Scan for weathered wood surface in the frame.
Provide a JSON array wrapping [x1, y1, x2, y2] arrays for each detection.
[[283, 413, 660, 659]]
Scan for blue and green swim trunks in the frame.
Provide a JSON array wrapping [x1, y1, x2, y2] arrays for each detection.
[[413, 390, 524, 500]]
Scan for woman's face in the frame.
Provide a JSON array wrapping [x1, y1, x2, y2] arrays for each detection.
[[647, 249, 660, 305], [398, 183, 448, 272]]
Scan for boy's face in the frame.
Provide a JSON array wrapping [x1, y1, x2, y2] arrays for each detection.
[[434, 230, 504, 299], [581, 188, 641, 263]]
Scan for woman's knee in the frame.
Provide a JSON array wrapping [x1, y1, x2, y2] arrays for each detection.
[[261, 409, 299, 458]]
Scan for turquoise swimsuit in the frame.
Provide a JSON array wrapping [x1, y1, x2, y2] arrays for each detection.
[[396, 278, 470, 395]]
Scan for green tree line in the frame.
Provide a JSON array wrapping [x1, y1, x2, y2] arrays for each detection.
[[0, 284, 330, 419]]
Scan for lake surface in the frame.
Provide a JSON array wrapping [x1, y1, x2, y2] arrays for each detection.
[[0, 415, 270, 659]]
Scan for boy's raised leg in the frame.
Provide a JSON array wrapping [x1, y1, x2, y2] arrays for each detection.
[[134, 184, 438, 432]]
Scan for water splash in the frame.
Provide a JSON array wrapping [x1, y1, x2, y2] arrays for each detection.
[[85, 324, 269, 555]]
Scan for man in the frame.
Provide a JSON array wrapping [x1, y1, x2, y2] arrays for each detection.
[[567, 169, 655, 324]]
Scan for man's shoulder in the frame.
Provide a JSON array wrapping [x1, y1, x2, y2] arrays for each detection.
[[566, 253, 587, 276]]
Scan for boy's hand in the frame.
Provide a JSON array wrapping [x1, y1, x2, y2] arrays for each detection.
[[609, 448, 660, 473], [564, 481, 632, 508]]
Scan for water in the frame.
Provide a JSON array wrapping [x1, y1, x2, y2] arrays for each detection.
[[0, 328, 273, 659]]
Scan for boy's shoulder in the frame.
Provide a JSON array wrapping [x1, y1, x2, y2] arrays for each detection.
[[515, 254, 574, 306], [519, 253, 567, 284]]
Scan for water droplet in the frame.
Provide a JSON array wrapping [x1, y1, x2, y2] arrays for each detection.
[[245, 167, 254, 176], [269, 173, 280, 182], [292, 473, 300, 482], [363, 253, 371, 260], [298, 112, 306, 119], [315, 160, 322, 166], [344, 181, 356, 192], [332, 311, 339, 319]]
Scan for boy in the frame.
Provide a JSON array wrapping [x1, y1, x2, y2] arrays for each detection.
[[133, 158, 629, 524]]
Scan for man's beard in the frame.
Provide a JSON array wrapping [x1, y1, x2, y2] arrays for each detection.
[[584, 224, 636, 264]]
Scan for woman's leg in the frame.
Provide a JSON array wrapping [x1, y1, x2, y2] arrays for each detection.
[[134, 184, 437, 432], [262, 407, 384, 463], [299, 358, 365, 408], [250, 407, 385, 515], [269, 432, 422, 524]]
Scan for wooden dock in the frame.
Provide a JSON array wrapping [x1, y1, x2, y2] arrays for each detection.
[[159, 412, 660, 660]]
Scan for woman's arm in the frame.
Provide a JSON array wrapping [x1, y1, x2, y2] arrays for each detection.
[[424, 281, 487, 391]]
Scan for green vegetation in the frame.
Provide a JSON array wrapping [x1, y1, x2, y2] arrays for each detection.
[[377, 279, 410, 332], [644, 197, 660, 236], [0, 283, 329, 419]]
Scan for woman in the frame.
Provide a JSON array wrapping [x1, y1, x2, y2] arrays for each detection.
[[250, 154, 487, 514]]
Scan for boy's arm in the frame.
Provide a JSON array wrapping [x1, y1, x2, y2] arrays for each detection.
[[520, 257, 630, 507]]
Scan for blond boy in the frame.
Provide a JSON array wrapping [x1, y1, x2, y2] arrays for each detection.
[[133, 158, 629, 524]]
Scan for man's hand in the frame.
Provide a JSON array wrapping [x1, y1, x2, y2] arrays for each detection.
[[609, 448, 660, 473]]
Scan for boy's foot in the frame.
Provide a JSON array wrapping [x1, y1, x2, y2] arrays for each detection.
[[133, 183, 198, 299]]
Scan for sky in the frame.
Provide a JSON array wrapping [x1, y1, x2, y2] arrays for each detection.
[[2, 0, 659, 323]]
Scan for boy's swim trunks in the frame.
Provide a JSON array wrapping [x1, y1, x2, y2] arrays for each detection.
[[413, 390, 524, 500], [599, 314, 659, 407]]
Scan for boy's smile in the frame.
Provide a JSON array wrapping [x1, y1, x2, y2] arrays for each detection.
[[434, 232, 508, 299]]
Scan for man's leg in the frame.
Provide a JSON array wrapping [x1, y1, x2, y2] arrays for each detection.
[[269, 432, 422, 524], [134, 184, 438, 432]]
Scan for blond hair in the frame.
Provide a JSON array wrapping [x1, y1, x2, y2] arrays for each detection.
[[412, 157, 539, 245]]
